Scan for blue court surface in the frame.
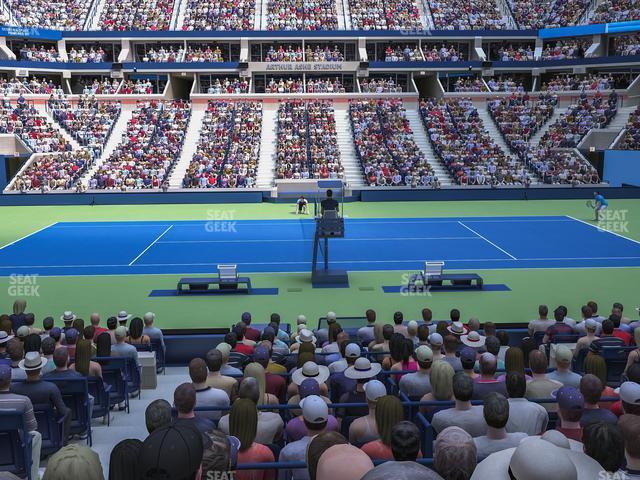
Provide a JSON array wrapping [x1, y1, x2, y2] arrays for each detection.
[[1, 215, 640, 277]]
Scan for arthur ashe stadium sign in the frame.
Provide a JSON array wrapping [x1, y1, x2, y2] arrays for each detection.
[[255, 62, 358, 72]]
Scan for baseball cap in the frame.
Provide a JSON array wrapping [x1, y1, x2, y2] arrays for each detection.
[[114, 326, 127, 339], [16, 326, 29, 338], [297, 315, 306, 325], [49, 327, 62, 340], [585, 318, 597, 330], [215, 342, 232, 361], [407, 320, 418, 332], [428, 333, 443, 346], [364, 380, 387, 402], [300, 394, 329, 424], [299, 378, 321, 398], [326, 312, 337, 323], [415, 345, 433, 362], [241, 312, 251, 322], [555, 345, 572, 363], [556, 386, 584, 411], [0, 364, 11, 383], [345, 343, 361, 359], [65, 328, 79, 343], [459, 347, 476, 363], [139, 424, 204, 479], [619, 381, 640, 406], [253, 346, 270, 363], [43, 444, 104, 480]]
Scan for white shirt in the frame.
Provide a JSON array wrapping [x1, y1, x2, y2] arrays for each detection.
[[505, 398, 548, 435], [474, 432, 528, 461], [194, 385, 229, 421]]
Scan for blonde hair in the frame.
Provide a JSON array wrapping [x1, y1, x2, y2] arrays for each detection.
[[12, 299, 26, 316], [430, 360, 455, 400], [243, 362, 267, 404], [373, 323, 384, 344]]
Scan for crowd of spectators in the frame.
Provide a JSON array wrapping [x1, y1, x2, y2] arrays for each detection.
[[487, 43, 534, 61], [275, 100, 343, 180], [540, 74, 616, 92], [49, 96, 122, 155], [5, 0, 92, 30], [488, 93, 557, 157], [183, 100, 262, 188], [263, 45, 304, 62], [2, 298, 640, 480], [428, 0, 508, 30], [25, 77, 64, 95], [508, 0, 590, 29], [184, 45, 226, 62], [99, 0, 175, 30], [528, 148, 600, 184], [305, 45, 344, 61], [421, 97, 531, 185], [77, 78, 122, 95], [17, 44, 62, 62], [541, 39, 588, 60], [422, 43, 465, 62], [616, 105, 640, 150], [306, 77, 345, 93], [90, 99, 191, 189], [119, 80, 158, 95], [453, 78, 488, 92], [181, 0, 255, 30], [613, 34, 640, 57], [67, 46, 109, 63], [266, 78, 304, 93], [12, 149, 94, 191], [359, 78, 403, 93], [374, 45, 422, 62], [486, 77, 526, 93], [204, 77, 249, 94], [591, 0, 640, 24], [0, 98, 73, 154], [139, 46, 185, 62], [266, 0, 339, 30], [0, 76, 32, 95], [351, 99, 437, 187], [348, 0, 423, 30], [538, 92, 618, 149]]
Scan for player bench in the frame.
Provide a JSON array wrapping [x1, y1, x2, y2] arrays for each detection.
[[176, 265, 252, 295], [407, 273, 484, 291]]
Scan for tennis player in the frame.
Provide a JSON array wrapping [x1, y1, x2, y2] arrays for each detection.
[[594, 191, 608, 221], [297, 195, 308, 214]]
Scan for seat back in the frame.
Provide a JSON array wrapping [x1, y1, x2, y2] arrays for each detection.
[[0, 410, 32, 478], [133, 344, 153, 352], [46, 377, 90, 438], [602, 346, 636, 387], [33, 404, 64, 458], [150, 339, 165, 372], [94, 357, 128, 406], [88, 376, 110, 420], [124, 357, 141, 393]]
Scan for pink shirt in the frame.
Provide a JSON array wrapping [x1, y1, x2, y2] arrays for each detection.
[[236, 443, 275, 480]]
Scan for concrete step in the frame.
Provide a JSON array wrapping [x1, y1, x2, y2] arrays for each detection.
[[168, 102, 207, 188]]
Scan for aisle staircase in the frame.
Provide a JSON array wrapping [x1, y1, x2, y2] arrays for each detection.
[[168, 102, 207, 188], [334, 105, 364, 187], [256, 104, 278, 188]]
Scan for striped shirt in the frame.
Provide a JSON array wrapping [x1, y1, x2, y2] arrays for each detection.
[[0, 390, 37, 431]]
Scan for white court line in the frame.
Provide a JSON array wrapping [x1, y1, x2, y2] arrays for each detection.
[[128, 225, 174, 266], [566, 215, 640, 246], [156, 236, 480, 244], [0, 222, 58, 250], [457, 221, 518, 260]]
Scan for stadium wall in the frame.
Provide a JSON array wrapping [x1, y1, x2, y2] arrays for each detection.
[[603, 151, 640, 187]]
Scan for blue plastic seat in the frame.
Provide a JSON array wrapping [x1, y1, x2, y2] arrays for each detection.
[[33, 404, 65, 459], [45, 377, 92, 446], [88, 376, 112, 425], [0, 410, 34, 480]]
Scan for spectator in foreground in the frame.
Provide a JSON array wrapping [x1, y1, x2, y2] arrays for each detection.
[[363, 422, 443, 480], [229, 398, 275, 480], [399, 345, 433, 398], [142, 312, 165, 352], [433, 426, 477, 480], [361, 395, 406, 460], [111, 326, 138, 363], [547, 345, 581, 388], [473, 392, 528, 461], [0, 364, 41, 480], [505, 371, 549, 435], [619, 414, 640, 478], [582, 422, 625, 474], [108, 439, 143, 480], [472, 353, 507, 400], [145, 398, 172, 434], [555, 386, 585, 441], [189, 357, 230, 421], [315, 444, 373, 480], [139, 424, 203, 480], [43, 444, 104, 480], [526, 350, 562, 410], [349, 379, 386, 445], [279, 394, 331, 480], [432, 372, 487, 437], [174, 382, 215, 435], [204, 348, 238, 401], [215, 342, 242, 376], [579, 374, 618, 426]]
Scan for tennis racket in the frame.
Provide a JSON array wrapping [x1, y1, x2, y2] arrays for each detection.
[[586, 200, 596, 209]]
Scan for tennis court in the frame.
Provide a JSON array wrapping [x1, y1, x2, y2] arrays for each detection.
[[2, 215, 640, 277]]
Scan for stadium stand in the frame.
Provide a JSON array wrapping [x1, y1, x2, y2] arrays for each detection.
[[617, 105, 640, 150], [508, 0, 590, 29]]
